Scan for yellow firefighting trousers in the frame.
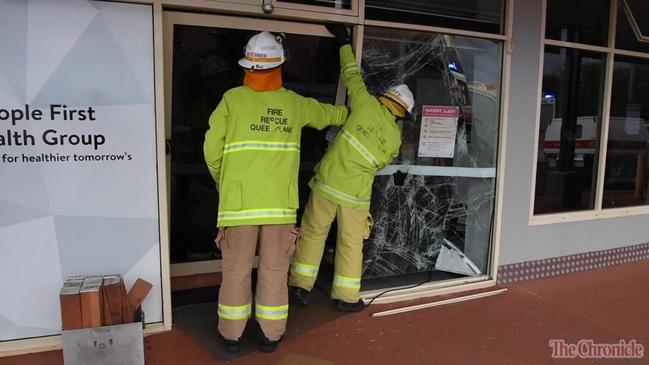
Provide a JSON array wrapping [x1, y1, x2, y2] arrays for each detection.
[[217, 224, 298, 341], [289, 191, 372, 303]]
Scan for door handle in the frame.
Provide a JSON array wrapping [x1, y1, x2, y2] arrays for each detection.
[[165, 139, 171, 155]]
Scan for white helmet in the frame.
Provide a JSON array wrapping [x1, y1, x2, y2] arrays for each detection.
[[383, 84, 415, 114], [238, 31, 285, 70]]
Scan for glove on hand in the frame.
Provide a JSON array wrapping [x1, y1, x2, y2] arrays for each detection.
[[325, 23, 350, 46]]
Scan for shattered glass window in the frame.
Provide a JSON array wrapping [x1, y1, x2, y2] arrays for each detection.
[[365, 0, 504, 34], [360, 27, 502, 285]]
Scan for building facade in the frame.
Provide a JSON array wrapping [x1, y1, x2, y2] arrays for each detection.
[[0, 0, 647, 355]]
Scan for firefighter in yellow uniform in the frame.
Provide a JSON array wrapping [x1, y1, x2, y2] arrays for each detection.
[[289, 25, 415, 312], [204, 31, 348, 353]]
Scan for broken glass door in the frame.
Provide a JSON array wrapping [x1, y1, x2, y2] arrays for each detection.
[[360, 27, 503, 287]]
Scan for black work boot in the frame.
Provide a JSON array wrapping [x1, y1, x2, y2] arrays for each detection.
[[221, 335, 241, 354], [333, 299, 366, 313], [259, 335, 282, 353], [289, 286, 310, 306]]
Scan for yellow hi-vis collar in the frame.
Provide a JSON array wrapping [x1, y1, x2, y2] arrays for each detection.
[[378, 96, 406, 118]]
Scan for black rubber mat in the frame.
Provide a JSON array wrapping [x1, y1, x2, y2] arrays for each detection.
[[172, 286, 346, 362]]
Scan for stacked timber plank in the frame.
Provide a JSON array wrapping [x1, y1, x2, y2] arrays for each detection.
[[59, 275, 152, 330]]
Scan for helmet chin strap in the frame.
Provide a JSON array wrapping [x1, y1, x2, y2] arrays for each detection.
[[378, 96, 406, 118], [243, 67, 283, 91]]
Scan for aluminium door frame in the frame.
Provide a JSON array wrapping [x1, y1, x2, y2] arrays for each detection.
[[162, 11, 345, 280]]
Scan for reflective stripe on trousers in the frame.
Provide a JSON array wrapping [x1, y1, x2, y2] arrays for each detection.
[[255, 304, 289, 320], [218, 224, 294, 341], [288, 192, 367, 302], [312, 178, 370, 207], [291, 260, 319, 278], [218, 303, 252, 320], [333, 274, 361, 290]]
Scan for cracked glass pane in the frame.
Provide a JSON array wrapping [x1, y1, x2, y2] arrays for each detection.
[[360, 27, 502, 284]]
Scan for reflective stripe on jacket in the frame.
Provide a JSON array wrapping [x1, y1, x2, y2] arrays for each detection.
[[309, 45, 402, 209], [204, 86, 348, 227]]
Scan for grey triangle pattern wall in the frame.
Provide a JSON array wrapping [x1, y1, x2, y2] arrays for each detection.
[[0, 0, 160, 342]]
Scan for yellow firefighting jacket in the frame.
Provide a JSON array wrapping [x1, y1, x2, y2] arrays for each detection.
[[309, 45, 402, 209], [204, 86, 348, 227]]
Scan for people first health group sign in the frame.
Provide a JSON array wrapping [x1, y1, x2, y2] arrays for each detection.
[[0, 0, 161, 340]]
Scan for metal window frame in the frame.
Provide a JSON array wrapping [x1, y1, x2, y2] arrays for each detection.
[[529, 0, 649, 226], [161, 0, 361, 24], [620, 0, 649, 44], [356, 3, 514, 301], [270, 0, 359, 17]]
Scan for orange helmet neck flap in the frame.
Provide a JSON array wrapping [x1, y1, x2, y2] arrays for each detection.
[[243, 67, 283, 91]]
